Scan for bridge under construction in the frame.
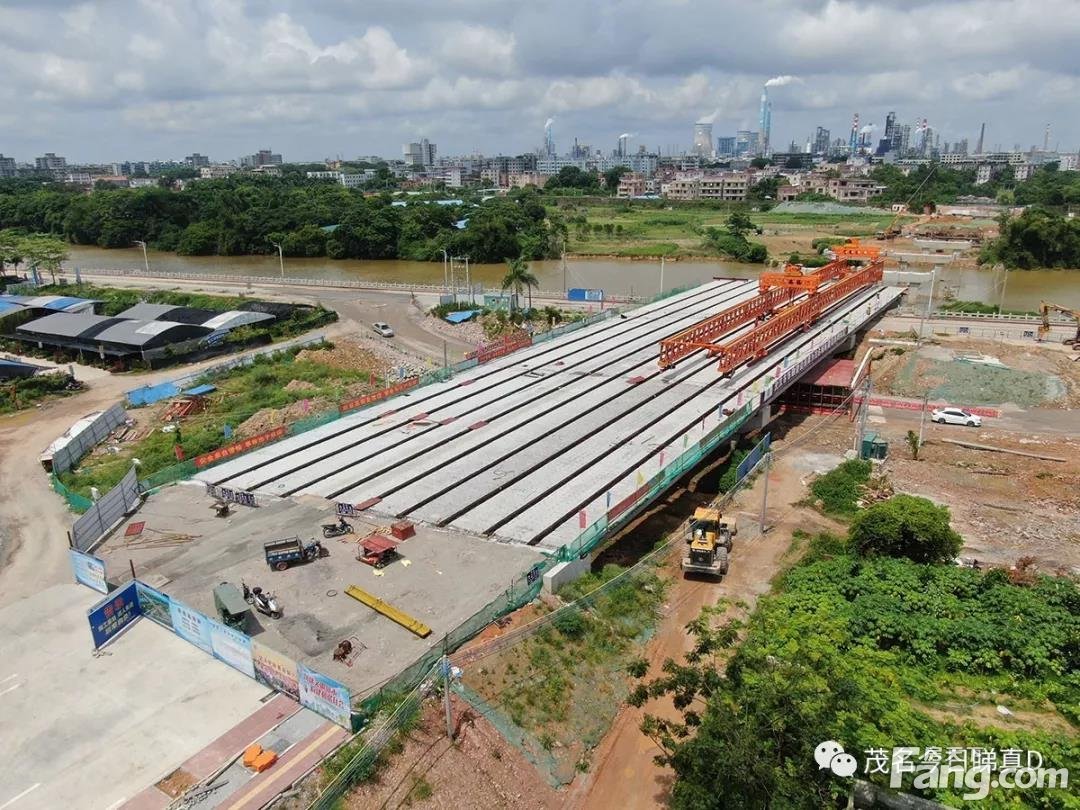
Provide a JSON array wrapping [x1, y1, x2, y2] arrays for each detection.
[[201, 271, 902, 552]]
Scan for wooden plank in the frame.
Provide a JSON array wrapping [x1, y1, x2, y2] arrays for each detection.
[[939, 438, 1066, 462]]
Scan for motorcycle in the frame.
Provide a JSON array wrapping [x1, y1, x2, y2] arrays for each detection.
[[305, 539, 329, 560], [242, 581, 283, 619], [322, 518, 354, 538]]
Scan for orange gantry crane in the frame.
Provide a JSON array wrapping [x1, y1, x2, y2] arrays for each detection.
[[658, 286, 798, 368], [657, 243, 885, 374], [712, 261, 884, 376]]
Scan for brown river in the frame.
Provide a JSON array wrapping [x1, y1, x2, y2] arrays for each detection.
[[62, 246, 1079, 310]]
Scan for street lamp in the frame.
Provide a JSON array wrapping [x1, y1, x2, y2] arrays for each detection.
[[270, 241, 284, 279], [439, 249, 449, 292], [133, 240, 150, 274]]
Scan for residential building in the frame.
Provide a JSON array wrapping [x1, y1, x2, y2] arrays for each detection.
[[64, 172, 93, 185], [616, 172, 646, 198], [662, 172, 749, 202], [1014, 164, 1037, 181], [200, 164, 237, 179], [716, 137, 736, 158], [0, 154, 15, 177], [129, 178, 156, 188], [825, 177, 884, 202], [184, 153, 210, 169], [35, 153, 67, 172], [306, 171, 342, 181], [1059, 153, 1079, 172], [508, 171, 548, 189]]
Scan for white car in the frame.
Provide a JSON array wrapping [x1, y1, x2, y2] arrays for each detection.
[[931, 407, 981, 427], [371, 321, 394, 338]]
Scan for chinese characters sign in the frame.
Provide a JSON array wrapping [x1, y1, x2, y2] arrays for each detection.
[[86, 580, 141, 649], [297, 663, 351, 729]]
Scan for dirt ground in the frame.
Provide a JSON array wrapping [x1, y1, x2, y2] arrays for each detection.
[[343, 699, 564, 810], [872, 338, 1079, 409], [568, 425, 846, 810]]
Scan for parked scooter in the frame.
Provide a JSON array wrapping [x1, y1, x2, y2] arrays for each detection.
[[242, 581, 283, 619], [322, 516, 354, 538]]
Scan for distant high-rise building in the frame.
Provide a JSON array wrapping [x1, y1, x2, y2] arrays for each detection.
[[758, 87, 772, 155], [955, 138, 969, 156], [849, 114, 859, 154], [0, 154, 15, 178], [813, 127, 831, 154], [617, 133, 631, 157], [735, 130, 758, 157], [976, 123, 986, 155], [403, 139, 436, 168], [35, 152, 66, 172], [544, 120, 555, 158], [693, 122, 714, 158], [241, 149, 282, 168], [185, 153, 210, 169], [716, 136, 736, 158]]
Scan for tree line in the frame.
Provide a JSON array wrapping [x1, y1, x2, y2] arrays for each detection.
[[0, 177, 564, 265]]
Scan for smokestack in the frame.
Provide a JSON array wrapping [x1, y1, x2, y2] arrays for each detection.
[[976, 122, 986, 155]]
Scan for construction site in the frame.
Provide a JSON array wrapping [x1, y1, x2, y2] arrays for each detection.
[[89, 246, 902, 702]]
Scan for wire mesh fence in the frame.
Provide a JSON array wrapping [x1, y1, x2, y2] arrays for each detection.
[[306, 663, 436, 810], [51, 473, 94, 513]]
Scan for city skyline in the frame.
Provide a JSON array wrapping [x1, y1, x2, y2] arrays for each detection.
[[1, 0, 1077, 163]]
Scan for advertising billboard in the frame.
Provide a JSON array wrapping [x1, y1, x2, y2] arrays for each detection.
[[169, 599, 213, 655], [298, 663, 352, 729], [86, 580, 141, 649], [209, 620, 255, 678], [69, 548, 108, 594], [252, 640, 299, 700]]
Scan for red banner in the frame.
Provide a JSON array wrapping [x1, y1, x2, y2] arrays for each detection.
[[340, 377, 419, 414], [466, 333, 532, 365], [194, 425, 288, 469], [856, 397, 1000, 419]]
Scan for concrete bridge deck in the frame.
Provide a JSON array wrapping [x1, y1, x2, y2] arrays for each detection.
[[202, 280, 903, 550]]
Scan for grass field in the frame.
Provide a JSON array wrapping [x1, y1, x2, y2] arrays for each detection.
[[58, 346, 376, 496], [550, 201, 911, 259]]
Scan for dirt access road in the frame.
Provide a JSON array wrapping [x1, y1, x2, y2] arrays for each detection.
[[0, 284, 448, 608], [569, 434, 843, 810]]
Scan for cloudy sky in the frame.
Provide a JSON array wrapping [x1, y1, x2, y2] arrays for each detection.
[[1, 0, 1077, 164]]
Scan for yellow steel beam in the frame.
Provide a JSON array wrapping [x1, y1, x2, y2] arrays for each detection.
[[344, 585, 432, 638]]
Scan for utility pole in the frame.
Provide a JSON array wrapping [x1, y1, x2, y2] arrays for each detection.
[[561, 250, 567, 296], [998, 265, 1009, 313], [855, 375, 871, 454], [464, 257, 471, 305], [271, 241, 284, 279], [442, 643, 454, 739], [659, 255, 666, 296], [440, 249, 449, 292], [758, 452, 771, 534], [134, 240, 150, 274], [917, 389, 930, 450], [442, 339, 448, 371]]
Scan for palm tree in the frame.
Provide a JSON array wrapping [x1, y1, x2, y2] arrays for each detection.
[[501, 256, 539, 314]]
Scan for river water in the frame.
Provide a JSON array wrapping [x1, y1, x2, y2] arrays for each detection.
[[62, 246, 1079, 310]]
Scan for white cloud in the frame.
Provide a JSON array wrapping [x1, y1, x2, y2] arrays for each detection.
[[0, 0, 1075, 160]]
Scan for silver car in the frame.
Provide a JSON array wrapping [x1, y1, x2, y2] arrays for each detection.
[[931, 407, 981, 427], [371, 321, 394, 338]]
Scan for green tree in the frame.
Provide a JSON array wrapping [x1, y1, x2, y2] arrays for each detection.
[[22, 233, 68, 284], [501, 256, 539, 312], [905, 429, 921, 460], [848, 494, 961, 563], [0, 229, 25, 272], [603, 166, 630, 192], [725, 211, 755, 238]]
